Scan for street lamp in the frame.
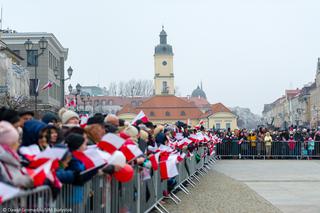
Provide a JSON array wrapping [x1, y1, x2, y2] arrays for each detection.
[[54, 66, 73, 107], [80, 93, 90, 114], [24, 37, 48, 117], [68, 83, 81, 113]]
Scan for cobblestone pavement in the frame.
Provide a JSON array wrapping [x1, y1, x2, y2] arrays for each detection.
[[162, 169, 282, 213]]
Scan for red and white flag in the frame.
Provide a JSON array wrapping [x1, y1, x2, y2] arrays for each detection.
[[41, 81, 53, 90], [72, 149, 107, 170], [131, 110, 149, 124], [20, 146, 67, 168], [159, 144, 174, 153], [0, 183, 20, 204], [24, 159, 57, 187], [149, 152, 160, 171], [98, 133, 125, 154], [120, 144, 143, 162], [19, 144, 41, 161], [159, 158, 179, 180]]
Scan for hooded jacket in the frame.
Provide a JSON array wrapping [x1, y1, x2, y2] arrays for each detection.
[[0, 145, 33, 188]]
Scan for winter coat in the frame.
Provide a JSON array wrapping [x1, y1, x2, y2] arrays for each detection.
[[288, 139, 296, 151], [66, 157, 98, 185], [0, 145, 33, 188]]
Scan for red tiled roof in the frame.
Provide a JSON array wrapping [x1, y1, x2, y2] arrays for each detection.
[[118, 95, 204, 120], [211, 103, 232, 114]]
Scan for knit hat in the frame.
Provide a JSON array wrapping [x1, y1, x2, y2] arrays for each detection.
[[42, 112, 58, 124], [87, 115, 105, 125], [58, 108, 79, 124], [22, 120, 47, 146], [65, 133, 84, 151], [123, 125, 139, 138], [0, 121, 19, 145]]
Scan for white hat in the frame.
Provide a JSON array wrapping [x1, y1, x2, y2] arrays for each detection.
[[58, 108, 79, 124]]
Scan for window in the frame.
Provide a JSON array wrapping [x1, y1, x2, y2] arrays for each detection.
[[216, 123, 221, 129], [162, 81, 168, 93], [108, 100, 113, 105], [226, 123, 231, 129], [150, 111, 155, 116], [27, 50, 38, 66], [180, 111, 186, 116], [165, 111, 170, 116]]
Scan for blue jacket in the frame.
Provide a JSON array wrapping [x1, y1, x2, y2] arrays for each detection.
[[66, 157, 98, 185]]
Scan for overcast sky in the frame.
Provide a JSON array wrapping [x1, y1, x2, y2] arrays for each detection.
[[1, 0, 320, 115]]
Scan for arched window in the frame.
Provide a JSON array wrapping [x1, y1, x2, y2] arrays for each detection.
[[108, 100, 113, 105], [150, 111, 155, 117], [180, 111, 186, 116], [165, 111, 170, 116]]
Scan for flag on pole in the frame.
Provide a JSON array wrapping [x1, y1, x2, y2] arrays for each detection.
[[149, 152, 160, 171], [98, 133, 125, 154], [131, 110, 149, 124], [72, 149, 107, 170], [41, 81, 53, 90], [120, 144, 143, 162], [24, 160, 56, 187], [159, 158, 178, 180], [0, 183, 20, 204]]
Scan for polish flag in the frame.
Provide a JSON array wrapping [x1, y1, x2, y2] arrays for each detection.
[[131, 110, 149, 124], [196, 132, 205, 142], [189, 134, 199, 143], [199, 120, 205, 125], [159, 158, 179, 180], [69, 98, 76, 108], [149, 152, 160, 170], [20, 146, 67, 168], [72, 149, 107, 170], [0, 183, 20, 204], [147, 144, 159, 153], [98, 133, 125, 154], [159, 144, 174, 153], [175, 133, 184, 141], [24, 160, 56, 187], [177, 152, 186, 162], [120, 144, 143, 162], [176, 138, 191, 149], [19, 144, 41, 161], [41, 81, 53, 90]]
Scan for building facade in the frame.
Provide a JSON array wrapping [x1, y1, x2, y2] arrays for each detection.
[[263, 58, 320, 129], [118, 28, 237, 129], [154, 27, 175, 95], [1, 31, 68, 113]]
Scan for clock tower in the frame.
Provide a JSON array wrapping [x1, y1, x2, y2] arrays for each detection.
[[154, 26, 175, 95]]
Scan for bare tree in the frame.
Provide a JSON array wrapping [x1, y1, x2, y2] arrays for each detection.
[[108, 82, 117, 96], [0, 93, 32, 110]]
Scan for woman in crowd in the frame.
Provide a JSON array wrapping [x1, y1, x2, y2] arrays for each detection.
[[0, 121, 33, 188]]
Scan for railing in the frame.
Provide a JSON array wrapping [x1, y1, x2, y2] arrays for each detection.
[[0, 146, 218, 213], [216, 141, 320, 159]]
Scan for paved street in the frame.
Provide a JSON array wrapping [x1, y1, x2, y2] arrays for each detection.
[[214, 160, 320, 213]]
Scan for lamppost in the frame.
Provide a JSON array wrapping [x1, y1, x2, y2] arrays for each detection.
[[54, 66, 73, 107], [80, 93, 90, 114], [68, 83, 81, 113], [24, 37, 48, 117]]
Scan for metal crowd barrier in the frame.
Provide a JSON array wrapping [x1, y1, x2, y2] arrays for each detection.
[[1, 146, 219, 213], [216, 141, 320, 159], [0, 186, 52, 212]]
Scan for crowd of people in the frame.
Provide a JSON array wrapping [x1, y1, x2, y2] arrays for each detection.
[[214, 126, 320, 158], [0, 107, 215, 204]]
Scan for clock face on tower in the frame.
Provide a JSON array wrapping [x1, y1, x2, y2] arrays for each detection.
[[162, 61, 167, 66]]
